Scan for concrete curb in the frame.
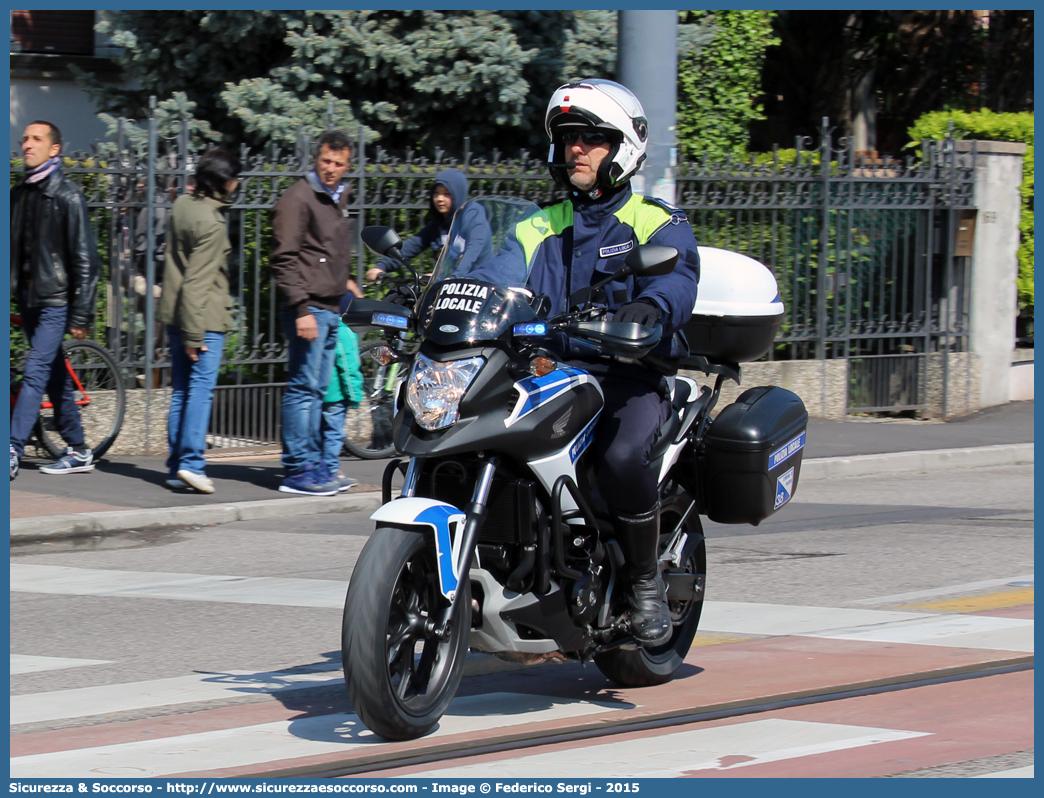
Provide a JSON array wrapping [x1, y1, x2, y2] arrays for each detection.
[[800, 442, 1034, 481], [9, 443, 1034, 542], [9, 491, 385, 542]]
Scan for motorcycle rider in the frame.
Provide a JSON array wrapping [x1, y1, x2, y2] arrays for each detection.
[[527, 79, 700, 646]]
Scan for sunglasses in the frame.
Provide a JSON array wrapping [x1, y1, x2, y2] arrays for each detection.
[[561, 130, 610, 147]]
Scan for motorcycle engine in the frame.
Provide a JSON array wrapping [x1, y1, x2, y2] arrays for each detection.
[[567, 565, 605, 627]]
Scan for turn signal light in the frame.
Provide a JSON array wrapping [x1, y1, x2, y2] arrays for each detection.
[[372, 345, 397, 366], [528, 357, 557, 377]]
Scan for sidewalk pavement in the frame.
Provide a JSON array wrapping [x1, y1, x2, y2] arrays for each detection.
[[8, 401, 1033, 542]]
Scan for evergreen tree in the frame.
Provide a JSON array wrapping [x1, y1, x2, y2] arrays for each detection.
[[80, 10, 618, 154], [78, 10, 294, 143]]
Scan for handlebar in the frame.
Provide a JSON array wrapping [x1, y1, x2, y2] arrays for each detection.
[[518, 306, 664, 360], [562, 319, 663, 358]]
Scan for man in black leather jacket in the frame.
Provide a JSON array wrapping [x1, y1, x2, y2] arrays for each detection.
[[10, 121, 100, 479]]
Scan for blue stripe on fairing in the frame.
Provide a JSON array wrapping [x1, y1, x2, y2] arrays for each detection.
[[516, 366, 589, 418], [416, 504, 462, 598]]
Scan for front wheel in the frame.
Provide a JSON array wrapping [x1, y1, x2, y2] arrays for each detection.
[[594, 492, 706, 687], [342, 525, 471, 740]]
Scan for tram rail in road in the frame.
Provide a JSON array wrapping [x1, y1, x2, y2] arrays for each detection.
[[257, 656, 1033, 778]]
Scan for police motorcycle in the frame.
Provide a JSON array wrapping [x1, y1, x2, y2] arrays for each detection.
[[340, 196, 808, 741]]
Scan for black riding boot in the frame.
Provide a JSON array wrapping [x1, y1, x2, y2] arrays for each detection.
[[611, 503, 672, 647]]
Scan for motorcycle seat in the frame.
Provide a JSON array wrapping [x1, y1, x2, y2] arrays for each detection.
[[650, 407, 682, 461], [671, 379, 692, 411]]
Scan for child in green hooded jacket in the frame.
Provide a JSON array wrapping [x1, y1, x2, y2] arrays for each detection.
[[320, 316, 365, 491]]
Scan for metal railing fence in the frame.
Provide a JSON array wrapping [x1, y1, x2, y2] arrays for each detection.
[[10, 116, 976, 449], [676, 118, 976, 414]]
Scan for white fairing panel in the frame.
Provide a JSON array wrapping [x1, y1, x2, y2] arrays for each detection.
[[370, 497, 466, 600], [658, 376, 700, 484]]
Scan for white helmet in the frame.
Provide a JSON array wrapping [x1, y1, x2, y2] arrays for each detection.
[[545, 78, 649, 193]]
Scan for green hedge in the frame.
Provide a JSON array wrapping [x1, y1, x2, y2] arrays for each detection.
[[677, 10, 778, 160], [906, 110, 1034, 311]]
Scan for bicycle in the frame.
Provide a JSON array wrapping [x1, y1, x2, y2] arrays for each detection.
[[341, 338, 411, 460], [341, 269, 422, 460], [10, 315, 127, 459]]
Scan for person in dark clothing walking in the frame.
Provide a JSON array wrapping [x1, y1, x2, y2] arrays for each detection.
[[10, 121, 100, 479]]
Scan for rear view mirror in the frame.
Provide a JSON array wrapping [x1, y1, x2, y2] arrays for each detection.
[[624, 244, 678, 277], [582, 245, 680, 308], [361, 226, 404, 257]]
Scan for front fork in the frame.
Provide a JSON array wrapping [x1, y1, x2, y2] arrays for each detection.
[[387, 455, 498, 639]]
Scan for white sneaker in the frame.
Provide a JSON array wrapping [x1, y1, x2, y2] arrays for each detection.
[[176, 469, 215, 494]]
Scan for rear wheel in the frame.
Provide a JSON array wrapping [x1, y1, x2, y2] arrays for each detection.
[[35, 339, 126, 459], [342, 525, 471, 740], [342, 342, 401, 460], [594, 492, 706, 687]]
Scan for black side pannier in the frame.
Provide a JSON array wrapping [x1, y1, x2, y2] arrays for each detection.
[[698, 386, 808, 525]]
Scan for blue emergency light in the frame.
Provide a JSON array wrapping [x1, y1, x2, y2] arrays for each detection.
[[513, 322, 548, 337], [373, 312, 409, 330]]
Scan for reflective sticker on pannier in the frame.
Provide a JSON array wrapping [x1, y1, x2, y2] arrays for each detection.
[[769, 431, 806, 470], [774, 467, 795, 510]]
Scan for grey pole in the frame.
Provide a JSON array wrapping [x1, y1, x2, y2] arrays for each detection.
[[144, 96, 157, 454], [617, 10, 677, 203]]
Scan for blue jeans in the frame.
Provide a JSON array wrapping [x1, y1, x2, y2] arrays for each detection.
[[166, 326, 224, 477], [10, 304, 85, 457], [279, 306, 339, 474], [321, 400, 347, 476]]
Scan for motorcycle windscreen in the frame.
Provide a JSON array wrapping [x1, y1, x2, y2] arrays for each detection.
[[419, 196, 550, 346], [419, 279, 539, 346], [426, 196, 551, 291]]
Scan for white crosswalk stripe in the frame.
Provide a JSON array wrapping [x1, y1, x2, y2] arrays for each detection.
[[11, 663, 344, 726], [12, 564, 1032, 653], [406, 718, 931, 778], [10, 693, 632, 778], [10, 655, 112, 675], [973, 766, 1034, 778], [9, 563, 345, 608], [805, 613, 1034, 652]]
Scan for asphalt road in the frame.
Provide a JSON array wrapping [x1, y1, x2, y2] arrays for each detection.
[[11, 463, 1033, 705]]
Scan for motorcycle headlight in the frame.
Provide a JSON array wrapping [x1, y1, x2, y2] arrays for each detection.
[[406, 354, 485, 431]]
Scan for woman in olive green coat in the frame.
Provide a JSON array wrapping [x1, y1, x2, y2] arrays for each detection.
[[158, 148, 241, 494]]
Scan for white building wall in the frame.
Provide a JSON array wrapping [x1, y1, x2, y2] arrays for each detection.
[[10, 76, 110, 154]]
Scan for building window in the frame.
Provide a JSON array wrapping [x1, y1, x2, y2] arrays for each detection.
[[11, 10, 95, 56]]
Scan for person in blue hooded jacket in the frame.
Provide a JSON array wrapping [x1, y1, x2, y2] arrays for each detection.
[[366, 168, 490, 281]]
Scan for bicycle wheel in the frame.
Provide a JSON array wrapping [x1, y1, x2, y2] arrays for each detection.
[[35, 339, 127, 460], [342, 341, 402, 460]]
